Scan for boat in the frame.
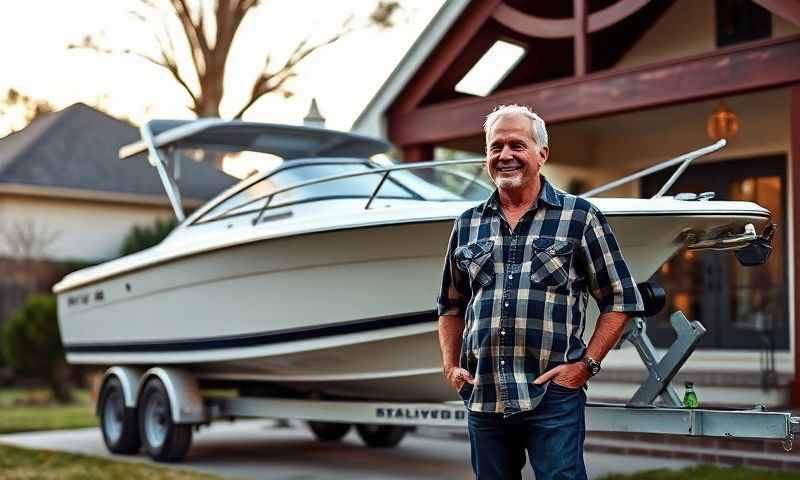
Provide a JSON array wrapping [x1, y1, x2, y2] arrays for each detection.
[[54, 119, 774, 403]]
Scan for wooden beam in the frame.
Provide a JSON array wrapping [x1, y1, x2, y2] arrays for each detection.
[[574, 0, 589, 76], [388, 36, 800, 146], [753, 0, 800, 27], [391, 0, 503, 113], [791, 85, 800, 407], [492, 0, 650, 39]]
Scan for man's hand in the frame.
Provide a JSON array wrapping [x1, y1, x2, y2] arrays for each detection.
[[533, 361, 589, 389], [444, 365, 475, 391]]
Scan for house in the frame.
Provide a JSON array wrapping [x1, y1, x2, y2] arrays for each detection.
[[0, 103, 236, 326], [354, 0, 800, 412], [0, 103, 236, 262]]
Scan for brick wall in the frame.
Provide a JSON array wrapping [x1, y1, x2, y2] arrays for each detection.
[[585, 430, 800, 471]]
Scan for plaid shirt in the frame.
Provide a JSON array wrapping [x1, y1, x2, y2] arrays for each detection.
[[437, 177, 644, 415]]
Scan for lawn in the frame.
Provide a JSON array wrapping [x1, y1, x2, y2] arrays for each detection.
[[598, 466, 800, 480], [0, 443, 223, 480], [0, 388, 98, 434]]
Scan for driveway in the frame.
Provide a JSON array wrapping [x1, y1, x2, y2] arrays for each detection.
[[0, 421, 697, 479]]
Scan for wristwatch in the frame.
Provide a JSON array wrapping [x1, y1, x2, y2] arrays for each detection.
[[583, 357, 601, 377]]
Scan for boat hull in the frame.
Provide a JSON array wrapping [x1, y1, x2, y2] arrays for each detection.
[[57, 209, 770, 402]]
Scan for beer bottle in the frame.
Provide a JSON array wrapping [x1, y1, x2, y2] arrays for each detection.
[[683, 381, 699, 409]]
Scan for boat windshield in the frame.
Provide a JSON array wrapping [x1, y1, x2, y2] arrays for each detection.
[[194, 159, 492, 224]]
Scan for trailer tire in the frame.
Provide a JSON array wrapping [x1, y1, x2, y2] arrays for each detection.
[[307, 421, 351, 442], [138, 377, 193, 462], [98, 376, 141, 454], [355, 424, 406, 448]]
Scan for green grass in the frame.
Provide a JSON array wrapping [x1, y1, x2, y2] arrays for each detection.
[[0, 388, 98, 434], [598, 466, 800, 480], [0, 443, 223, 479]]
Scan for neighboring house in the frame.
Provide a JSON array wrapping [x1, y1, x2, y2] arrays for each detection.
[[0, 103, 236, 262], [354, 0, 800, 410], [0, 103, 236, 328]]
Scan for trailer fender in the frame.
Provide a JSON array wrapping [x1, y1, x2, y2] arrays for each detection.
[[138, 367, 206, 424], [99, 366, 144, 414]]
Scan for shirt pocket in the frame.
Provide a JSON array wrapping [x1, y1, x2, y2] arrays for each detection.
[[454, 240, 495, 289], [529, 238, 574, 287]]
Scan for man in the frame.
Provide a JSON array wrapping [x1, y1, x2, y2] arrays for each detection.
[[436, 105, 644, 479]]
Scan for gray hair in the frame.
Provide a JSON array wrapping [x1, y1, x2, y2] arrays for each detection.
[[483, 105, 548, 147]]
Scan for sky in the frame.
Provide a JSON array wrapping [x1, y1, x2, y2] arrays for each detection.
[[0, 0, 446, 134]]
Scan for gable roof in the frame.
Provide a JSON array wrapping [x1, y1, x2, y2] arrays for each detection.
[[0, 103, 237, 203], [351, 0, 469, 139], [353, 0, 800, 142]]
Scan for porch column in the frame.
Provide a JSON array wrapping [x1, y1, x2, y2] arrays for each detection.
[[791, 85, 800, 406], [401, 144, 434, 163]]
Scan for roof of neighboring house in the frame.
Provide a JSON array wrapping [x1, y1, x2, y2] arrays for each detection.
[[351, 0, 468, 139], [0, 103, 237, 202]]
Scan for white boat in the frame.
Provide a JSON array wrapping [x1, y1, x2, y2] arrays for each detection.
[[54, 120, 774, 403]]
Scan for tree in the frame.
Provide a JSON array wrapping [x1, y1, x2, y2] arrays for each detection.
[[119, 217, 178, 256], [72, 0, 400, 119], [0, 88, 56, 135], [0, 219, 61, 259], [2, 295, 73, 403]]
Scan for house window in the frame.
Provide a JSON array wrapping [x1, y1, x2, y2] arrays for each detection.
[[716, 0, 771, 48]]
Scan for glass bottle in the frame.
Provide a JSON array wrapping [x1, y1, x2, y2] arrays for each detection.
[[683, 381, 699, 409]]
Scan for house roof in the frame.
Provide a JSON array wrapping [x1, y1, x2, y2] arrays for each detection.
[[0, 103, 237, 203], [351, 0, 469, 139]]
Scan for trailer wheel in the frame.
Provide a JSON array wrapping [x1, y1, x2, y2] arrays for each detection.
[[307, 421, 351, 442], [355, 424, 406, 448], [98, 376, 141, 454], [138, 377, 192, 462]]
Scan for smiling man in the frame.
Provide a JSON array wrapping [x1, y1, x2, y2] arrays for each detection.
[[436, 105, 644, 479]]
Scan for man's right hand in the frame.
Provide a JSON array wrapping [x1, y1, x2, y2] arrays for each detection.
[[444, 365, 475, 391]]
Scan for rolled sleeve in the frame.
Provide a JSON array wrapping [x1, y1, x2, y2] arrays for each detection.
[[436, 220, 470, 317], [581, 207, 644, 314]]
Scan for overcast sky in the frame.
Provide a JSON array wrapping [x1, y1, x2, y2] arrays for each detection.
[[0, 0, 445, 134]]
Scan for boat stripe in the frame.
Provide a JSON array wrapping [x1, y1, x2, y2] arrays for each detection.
[[63, 311, 436, 353]]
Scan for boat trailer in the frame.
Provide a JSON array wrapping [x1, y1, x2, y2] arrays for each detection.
[[98, 306, 799, 462]]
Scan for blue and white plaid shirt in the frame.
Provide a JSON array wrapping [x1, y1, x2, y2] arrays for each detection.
[[437, 176, 644, 415]]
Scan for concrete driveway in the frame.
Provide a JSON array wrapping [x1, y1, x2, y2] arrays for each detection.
[[0, 421, 697, 479]]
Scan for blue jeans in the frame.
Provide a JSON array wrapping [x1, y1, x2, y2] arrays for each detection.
[[467, 383, 587, 480]]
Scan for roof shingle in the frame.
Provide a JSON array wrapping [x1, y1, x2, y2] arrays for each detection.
[[0, 103, 236, 201]]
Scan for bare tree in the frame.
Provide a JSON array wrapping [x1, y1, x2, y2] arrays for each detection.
[[71, 0, 400, 119], [0, 219, 61, 259]]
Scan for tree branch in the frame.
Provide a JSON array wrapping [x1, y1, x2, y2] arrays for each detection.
[[69, 39, 199, 110], [233, 23, 352, 119], [168, 0, 210, 75]]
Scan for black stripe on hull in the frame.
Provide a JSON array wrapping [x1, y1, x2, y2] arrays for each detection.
[[64, 311, 437, 354]]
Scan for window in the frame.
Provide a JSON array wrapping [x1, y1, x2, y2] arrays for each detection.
[[195, 163, 415, 223], [454, 41, 526, 97]]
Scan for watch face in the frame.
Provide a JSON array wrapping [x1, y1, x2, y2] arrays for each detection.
[[585, 358, 600, 376]]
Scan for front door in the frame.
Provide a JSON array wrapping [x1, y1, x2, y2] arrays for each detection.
[[641, 155, 788, 350]]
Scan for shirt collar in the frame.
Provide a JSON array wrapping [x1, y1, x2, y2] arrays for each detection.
[[484, 175, 562, 213]]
